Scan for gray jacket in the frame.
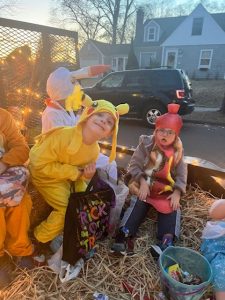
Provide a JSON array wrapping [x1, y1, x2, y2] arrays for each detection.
[[126, 135, 187, 194]]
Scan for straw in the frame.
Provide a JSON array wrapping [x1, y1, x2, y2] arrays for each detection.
[[0, 184, 215, 300]]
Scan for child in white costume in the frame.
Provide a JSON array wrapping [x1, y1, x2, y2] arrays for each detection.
[[201, 199, 225, 300], [42, 67, 117, 181], [42, 65, 110, 133]]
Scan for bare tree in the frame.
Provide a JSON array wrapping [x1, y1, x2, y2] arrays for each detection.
[[0, 0, 18, 16], [141, 0, 225, 19], [200, 0, 225, 12], [52, 0, 136, 44]]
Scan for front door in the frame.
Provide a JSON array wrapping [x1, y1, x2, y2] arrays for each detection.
[[165, 50, 178, 68]]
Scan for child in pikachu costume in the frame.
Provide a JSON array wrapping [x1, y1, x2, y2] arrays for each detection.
[[29, 96, 129, 244], [43, 67, 118, 182]]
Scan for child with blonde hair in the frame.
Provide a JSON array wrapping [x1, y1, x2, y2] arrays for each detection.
[[29, 96, 129, 247], [111, 104, 187, 255], [42, 67, 118, 181]]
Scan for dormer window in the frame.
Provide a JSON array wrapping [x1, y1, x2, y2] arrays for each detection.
[[144, 21, 159, 42], [192, 17, 203, 35], [148, 27, 156, 41]]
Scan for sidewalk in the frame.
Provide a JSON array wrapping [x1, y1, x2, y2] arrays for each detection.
[[183, 107, 225, 126], [194, 106, 220, 112]]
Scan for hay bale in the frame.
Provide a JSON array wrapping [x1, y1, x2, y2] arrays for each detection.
[[0, 185, 215, 300]]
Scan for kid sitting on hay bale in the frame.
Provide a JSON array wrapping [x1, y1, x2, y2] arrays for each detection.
[[29, 96, 129, 252], [41, 67, 128, 237], [0, 108, 34, 288], [111, 104, 187, 256]]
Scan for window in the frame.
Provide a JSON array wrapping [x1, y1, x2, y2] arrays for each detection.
[[118, 58, 124, 71], [124, 57, 128, 68], [140, 52, 156, 68], [112, 58, 117, 69], [100, 73, 125, 88], [144, 22, 159, 42], [198, 49, 213, 69], [148, 27, 156, 41], [123, 72, 141, 87], [192, 17, 203, 35], [111, 57, 127, 71]]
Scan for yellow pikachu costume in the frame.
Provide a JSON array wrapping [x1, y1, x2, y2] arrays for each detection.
[[29, 95, 129, 243]]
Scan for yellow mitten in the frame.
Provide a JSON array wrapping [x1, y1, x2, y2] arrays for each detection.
[[65, 84, 91, 111]]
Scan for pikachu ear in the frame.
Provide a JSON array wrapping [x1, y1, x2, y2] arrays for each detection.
[[82, 94, 93, 107], [116, 103, 129, 116]]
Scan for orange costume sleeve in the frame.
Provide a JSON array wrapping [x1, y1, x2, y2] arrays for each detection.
[[0, 108, 29, 166]]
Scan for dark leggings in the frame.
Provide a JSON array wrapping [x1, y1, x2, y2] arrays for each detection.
[[119, 197, 180, 241]]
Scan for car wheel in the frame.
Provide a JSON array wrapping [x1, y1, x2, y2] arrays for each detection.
[[143, 103, 167, 127]]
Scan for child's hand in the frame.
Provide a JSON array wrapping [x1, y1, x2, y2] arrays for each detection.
[[167, 189, 181, 210], [209, 199, 225, 220], [138, 178, 150, 201], [83, 163, 96, 180], [0, 161, 8, 175]]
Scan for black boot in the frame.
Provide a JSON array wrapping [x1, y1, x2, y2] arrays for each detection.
[[13, 255, 34, 270], [32, 237, 52, 266], [110, 227, 134, 255], [0, 255, 14, 288]]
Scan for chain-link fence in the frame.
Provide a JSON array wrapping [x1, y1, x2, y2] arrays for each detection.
[[0, 18, 79, 143]]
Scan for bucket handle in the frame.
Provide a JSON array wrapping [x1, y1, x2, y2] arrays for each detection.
[[162, 254, 179, 265]]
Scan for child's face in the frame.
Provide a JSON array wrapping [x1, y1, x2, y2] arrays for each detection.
[[155, 128, 176, 146], [85, 112, 115, 139]]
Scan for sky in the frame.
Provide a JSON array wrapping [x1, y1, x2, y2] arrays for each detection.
[[3, 0, 52, 26], [2, 0, 225, 28]]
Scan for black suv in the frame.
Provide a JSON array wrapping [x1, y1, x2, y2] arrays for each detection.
[[83, 68, 195, 126]]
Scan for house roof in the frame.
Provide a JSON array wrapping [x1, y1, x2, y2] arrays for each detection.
[[90, 39, 130, 56], [211, 13, 225, 31], [143, 16, 186, 45], [143, 11, 225, 45], [88, 9, 225, 52]]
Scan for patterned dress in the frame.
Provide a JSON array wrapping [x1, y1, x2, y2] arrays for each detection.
[[201, 221, 225, 291], [0, 136, 29, 207]]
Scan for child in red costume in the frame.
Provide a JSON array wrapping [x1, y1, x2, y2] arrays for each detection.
[[111, 104, 187, 256]]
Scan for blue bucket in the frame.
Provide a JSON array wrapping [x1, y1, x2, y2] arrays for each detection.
[[159, 246, 212, 300]]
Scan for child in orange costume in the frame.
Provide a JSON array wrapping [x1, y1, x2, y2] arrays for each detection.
[[0, 108, 33, 288]]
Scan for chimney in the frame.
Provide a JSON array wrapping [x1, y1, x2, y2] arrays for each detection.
[[135, 8, 144, 44]]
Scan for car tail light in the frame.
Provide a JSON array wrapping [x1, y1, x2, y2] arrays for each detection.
[[176, 89, 185, 99]]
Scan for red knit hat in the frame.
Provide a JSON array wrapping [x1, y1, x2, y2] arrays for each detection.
[[155, 104, 183, 135]]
